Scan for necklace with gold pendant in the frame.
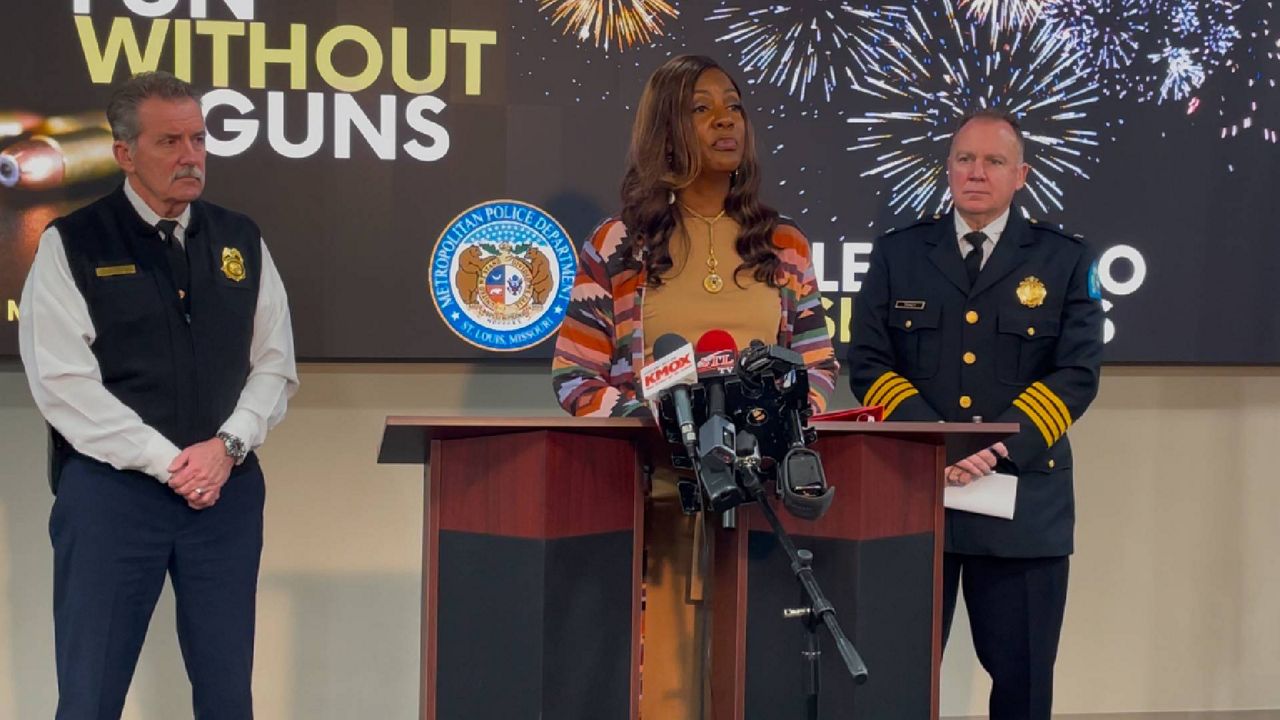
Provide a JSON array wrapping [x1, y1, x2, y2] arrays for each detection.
[[679, 202, 728, 294]]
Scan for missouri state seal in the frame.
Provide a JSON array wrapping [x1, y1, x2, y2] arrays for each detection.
[[430, 200, 577, 352]]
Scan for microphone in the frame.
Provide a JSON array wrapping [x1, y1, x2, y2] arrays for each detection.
[[736, 338, 835, 520], [738, 339, 806, 396], [695, 329, 738, 417], [779, 445, 834, 520], [693, 329, 746, 512], [695, 328, 738, 468], [640, 333, 699, 454], [734, 431, 767, 498]]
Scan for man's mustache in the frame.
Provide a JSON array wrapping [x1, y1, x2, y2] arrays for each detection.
[[173, 165, 204, 182]]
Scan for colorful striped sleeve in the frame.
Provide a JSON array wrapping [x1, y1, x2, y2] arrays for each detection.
[[551, 220, 646, 417], [775, 224, 840, 413]]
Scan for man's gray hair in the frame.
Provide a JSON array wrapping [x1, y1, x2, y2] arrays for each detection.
[[106, 71, 203, 145], [951, 107, 1026, 159]]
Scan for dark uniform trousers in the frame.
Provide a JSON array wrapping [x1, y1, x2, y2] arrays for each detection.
[[51, 454, 264, 720], [849, 208, 1104, 720], [943, 553, 1070, 719]]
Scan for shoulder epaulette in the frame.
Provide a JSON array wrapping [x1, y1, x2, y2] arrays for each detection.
[[880, 212, 942, 238], [1026, 217, 1084, 244]]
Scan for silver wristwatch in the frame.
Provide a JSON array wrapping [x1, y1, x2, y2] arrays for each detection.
[[216, 431, 248, 465]]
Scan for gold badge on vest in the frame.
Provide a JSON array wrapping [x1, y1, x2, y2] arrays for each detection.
[[221, 247, 247, 282], [1017, 276, 1047, 308]]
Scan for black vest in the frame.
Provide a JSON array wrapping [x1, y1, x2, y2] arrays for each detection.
[[49, 185, 260, 487]]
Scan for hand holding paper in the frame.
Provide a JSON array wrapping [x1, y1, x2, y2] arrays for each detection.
[[944, 472, 1018, 519]]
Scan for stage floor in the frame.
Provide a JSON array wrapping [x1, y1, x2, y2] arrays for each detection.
[[947, 707, 1274, 712]]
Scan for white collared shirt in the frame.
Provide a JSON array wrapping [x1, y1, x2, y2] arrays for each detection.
[[124, 178, 192, 247], [18, 178, 299, 482], [954, 207, 1011, 270]]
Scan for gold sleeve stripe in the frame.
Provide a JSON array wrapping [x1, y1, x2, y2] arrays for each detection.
[[865, 371, 902, 406], [1031, 382, 1073, 428], [1020, 388, 1066, 438], [1013, 398, 1056, 446], [867, 377, 909, 408], [1025, 386, 1068, 436], [881, 384, 918, 419]]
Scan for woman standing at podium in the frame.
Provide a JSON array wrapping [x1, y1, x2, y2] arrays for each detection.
[[552, 54, 839, 718]]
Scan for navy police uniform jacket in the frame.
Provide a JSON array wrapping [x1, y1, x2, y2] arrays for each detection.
[[849, 209, 1104, 558]]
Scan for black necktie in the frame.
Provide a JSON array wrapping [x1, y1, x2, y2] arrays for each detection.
[[963, 231, 986, 287], [155, 219, 189, 309]]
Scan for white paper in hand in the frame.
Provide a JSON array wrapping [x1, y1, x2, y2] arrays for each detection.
[[944, 472, 1018, 519]]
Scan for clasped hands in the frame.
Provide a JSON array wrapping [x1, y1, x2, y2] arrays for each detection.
[[945, 441, 1009, 487], [167, 438, 234, 510]]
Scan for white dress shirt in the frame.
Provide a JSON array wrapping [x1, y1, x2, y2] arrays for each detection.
[[954, 207, 1011, 270], [18, 179, 299, 482]]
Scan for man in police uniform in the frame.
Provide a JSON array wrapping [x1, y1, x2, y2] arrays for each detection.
[[848, 109, 1103, 718], [19, 72, 297, 719]]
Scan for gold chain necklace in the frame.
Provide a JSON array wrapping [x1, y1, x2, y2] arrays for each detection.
[[679, 202, 728, 294]]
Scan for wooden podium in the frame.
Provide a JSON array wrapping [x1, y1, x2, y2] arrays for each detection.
[[378, 417, 1014, 720]]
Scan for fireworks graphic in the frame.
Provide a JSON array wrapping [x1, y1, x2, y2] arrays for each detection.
[[1041, 0, 1158, 97], [1177, 0, 1242, 58], [706, 1, 902, 103], [1153, 0, 1240, 101], [512, 0, 686, 106], [958, 0, 1046, 44], [1170, 0, 1202, 36], [844, 0, 1103, 218], [1150, 44, 1206, 102], [1042, 0, 1241, 101], [1205, 0, 1279, 143], [539, 0, 680, 52]]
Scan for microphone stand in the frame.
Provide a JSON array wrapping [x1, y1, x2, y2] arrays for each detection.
[[735, 437, 869, 719]]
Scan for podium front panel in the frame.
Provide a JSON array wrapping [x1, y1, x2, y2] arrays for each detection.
[[741, 532, 934, 719], [424, 430, 643, 720], [714, 433, 947, 720]]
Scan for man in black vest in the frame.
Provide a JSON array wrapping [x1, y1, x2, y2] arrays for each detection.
[[18, 71, 297, 719], [849, 109, 1103, 718]]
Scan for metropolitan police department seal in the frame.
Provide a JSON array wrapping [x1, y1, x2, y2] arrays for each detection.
[[430, 200, 577, 352]]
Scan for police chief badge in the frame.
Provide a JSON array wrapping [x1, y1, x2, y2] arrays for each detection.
[[221, 247, 247, 282], [1017, 276, 1047, 308]]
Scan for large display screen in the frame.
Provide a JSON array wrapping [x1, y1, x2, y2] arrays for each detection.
[[2, 0, 1276, 362]]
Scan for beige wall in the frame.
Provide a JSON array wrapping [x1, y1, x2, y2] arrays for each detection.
[[1, 363, 1278, 719]]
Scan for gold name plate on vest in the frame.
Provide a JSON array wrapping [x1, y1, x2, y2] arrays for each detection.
[[95, 264, 137, 277]]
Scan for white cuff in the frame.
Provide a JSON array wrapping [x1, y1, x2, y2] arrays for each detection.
[[218, 411, 258, 451], [141, 433, 181, 483]]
